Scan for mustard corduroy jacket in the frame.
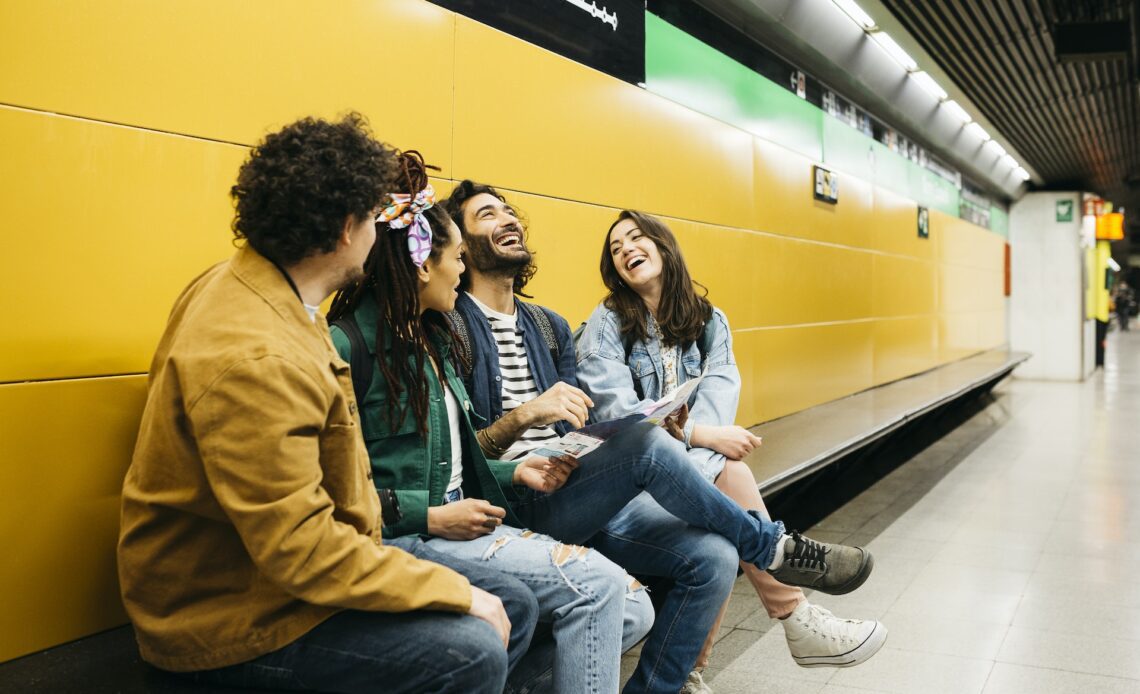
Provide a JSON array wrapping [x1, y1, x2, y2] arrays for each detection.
[[118, 245, 472, 672]]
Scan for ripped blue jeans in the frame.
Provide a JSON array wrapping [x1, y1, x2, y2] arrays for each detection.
[[426, 525, 654, 694]]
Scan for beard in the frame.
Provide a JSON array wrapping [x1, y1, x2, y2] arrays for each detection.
[[335, 262, 368, 293], [465, 233, 532, 279]]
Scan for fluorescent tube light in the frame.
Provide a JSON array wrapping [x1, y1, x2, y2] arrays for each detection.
[[1014, 167, 1030, 180], [941, 100, 972, 122], [986, 140, 1007, 156], [833, 0, 876, 29], [964, 122, 990, 141], [871, 32, 918, 71], [910, 71, 948, 99]]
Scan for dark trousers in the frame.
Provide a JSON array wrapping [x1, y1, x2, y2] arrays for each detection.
[[181, 536, 540, 694]]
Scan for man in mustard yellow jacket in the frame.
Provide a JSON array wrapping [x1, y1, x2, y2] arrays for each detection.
[[117, 115, 538, 693]]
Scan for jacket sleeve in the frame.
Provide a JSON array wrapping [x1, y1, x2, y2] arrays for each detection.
[[575, 304, 658, 422], [548, 309, 580, 388], [687, 308, 742, 429], [190, 355, 471, 615]]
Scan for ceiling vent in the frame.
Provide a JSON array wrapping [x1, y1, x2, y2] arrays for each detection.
[[1053, 19, 1131, 62]]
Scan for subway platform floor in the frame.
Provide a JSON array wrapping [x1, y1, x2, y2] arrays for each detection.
[[621, 328, 1140, 694]]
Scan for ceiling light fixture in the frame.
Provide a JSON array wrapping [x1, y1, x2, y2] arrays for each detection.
[[832, 0, 876, 29], [871, 32, 918, 71], [942, 100, 972, 122], [910, 71, 948, 99], [964, 122, 990, 141]]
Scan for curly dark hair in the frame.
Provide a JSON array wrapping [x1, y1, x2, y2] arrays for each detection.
[[440, 179, 537, 297], [230, 113, 399, 266]]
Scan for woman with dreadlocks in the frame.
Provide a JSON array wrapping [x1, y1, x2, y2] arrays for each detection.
[[328, 151, 654, 693]]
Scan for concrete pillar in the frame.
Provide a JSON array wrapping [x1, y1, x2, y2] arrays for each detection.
[[1009, 191, 1096, 381]]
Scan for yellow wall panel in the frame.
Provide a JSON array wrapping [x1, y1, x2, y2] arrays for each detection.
[[872, 187, 935, 261], [452, 16, 756, 231], [938, 212, 1005, 272], [939, 309, 1005, 362], [735, 322, 874, 425], [940, 266, 1005, 314], [753, 139, 876, 250], [0, 108, 242, 382], [873, 254, 938, 317], [0, 376, 146, 661], [0, 0, 454, 168], [872, 317, 939, 385]]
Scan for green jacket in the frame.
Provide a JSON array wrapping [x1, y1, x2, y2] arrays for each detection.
[[330, 296, 524, 539]]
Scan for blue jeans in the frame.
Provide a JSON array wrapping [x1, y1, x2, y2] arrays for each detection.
[[182, 536, 537, 694], [512, 425, 785, 694], [595, 495, 738, 693], [426, 524, 655, 693]]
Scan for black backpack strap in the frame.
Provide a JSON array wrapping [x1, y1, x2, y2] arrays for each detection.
[[521, 302, 560, 362], [331, 316, 371, 406], [697, 313, 718, 368], [443, 310, 474, 377]]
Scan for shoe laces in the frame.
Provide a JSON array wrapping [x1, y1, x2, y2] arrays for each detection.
[[680, 670, 711, 694], [786, 531, 828, 572], [798, 604, 864, 643]]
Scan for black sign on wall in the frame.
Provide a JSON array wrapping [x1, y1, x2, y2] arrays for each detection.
[[429, 0, 646, 84]]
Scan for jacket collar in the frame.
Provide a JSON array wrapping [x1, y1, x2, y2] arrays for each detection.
[[229, 244, 331, 342]]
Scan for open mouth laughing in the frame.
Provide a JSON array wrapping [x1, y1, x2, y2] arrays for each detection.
[[494, 230, 522, 249]]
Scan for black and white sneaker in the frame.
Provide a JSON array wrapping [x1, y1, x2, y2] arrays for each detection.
[[767, 531, 874, 595]]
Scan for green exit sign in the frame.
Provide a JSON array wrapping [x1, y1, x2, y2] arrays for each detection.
[[1056, 199, 1074, 222]]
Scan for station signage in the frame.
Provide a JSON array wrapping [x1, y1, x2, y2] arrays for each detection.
[[430, 0, 646, 84]]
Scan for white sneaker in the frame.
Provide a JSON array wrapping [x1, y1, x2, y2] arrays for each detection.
[[782, 600, 887, 668], [680, 669, 713, 694]]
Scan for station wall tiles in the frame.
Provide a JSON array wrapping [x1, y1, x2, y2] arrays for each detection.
[[734, 322, 874, 425], [0, 0, 455, 173], [871, 316, 940, 386], [753, 138, 876, 251], [0, 376, 146, 661], [452, 15, 756, 233], [872, 254, 939, 318], [939, 311, 1005, 362], [940, 264, 1006, 315], [0, 108, 242, 382], [871, 186, 937, 262], [644, 13, 823, 162]]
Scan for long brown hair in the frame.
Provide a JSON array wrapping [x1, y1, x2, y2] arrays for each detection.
[[328, 151, 456, 436], [600, 210, 712, 348]]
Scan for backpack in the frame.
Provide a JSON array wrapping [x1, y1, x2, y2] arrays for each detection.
[[331, 316, 372, 406], [443, 302, 560, 378]]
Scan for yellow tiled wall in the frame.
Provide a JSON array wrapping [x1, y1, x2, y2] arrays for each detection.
[[0, 0, 1006, 659]]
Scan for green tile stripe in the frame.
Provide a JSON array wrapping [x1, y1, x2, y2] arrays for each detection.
[[644, 11, 1008, 232]]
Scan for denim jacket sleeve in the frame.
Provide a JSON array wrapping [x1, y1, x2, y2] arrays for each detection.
[[575, 303, 659, 422], [688, 307, 741, 429]]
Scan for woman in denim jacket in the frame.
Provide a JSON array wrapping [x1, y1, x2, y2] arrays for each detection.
[[328, 154, 654, 693], [576, 211, 887, 693]]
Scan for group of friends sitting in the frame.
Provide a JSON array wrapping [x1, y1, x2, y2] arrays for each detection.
[[117, 114, 887, 694]]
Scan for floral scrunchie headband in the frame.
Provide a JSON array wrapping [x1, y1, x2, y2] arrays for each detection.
[[377, 183, 436, 267]]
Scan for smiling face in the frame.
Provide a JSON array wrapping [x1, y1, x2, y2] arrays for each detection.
[[417, 219, 466, 313], [459, 192, 532, 277], [608, 217, 664, 299]]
